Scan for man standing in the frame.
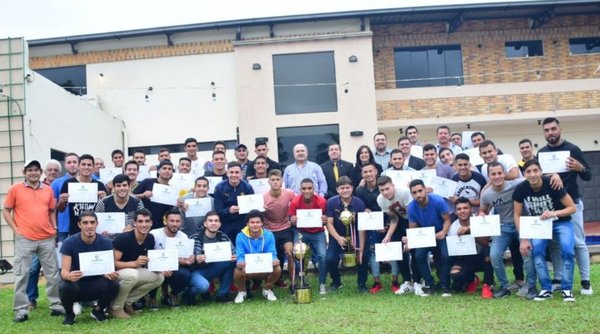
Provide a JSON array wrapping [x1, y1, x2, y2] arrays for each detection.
[[179, 176, 214, 236], [3, 160, 64, 322], [450, 133, 463, 150], [111, 150, 125, 168], [123, 160, 141, 192], [235, 144, 253, 179], [203, 141, 227, 173], [246, 156, 269, 180], [382, 148, 415, 177], [204, 151, 228, 179], [59, 211, 119, 325], [184, 137, 202, 172], [233, 210, 281, 303], [421, 144, 455, 179], [479, 140, 520, 181], [320, 143, 352, 199], [517, 139, 535, 174], [435, 126, 462, 155], [405, 126, 421, 146], [134, 160, 175, 230], [132, 149, 147, 166], [96, 174, 144, 235], [177, 157, 192, 174], [93, 158, 105, 179], [537, 117, 593, 295], [407, 179, 452, 297], [111, 209, 165, 318], [451, 153, 486, 214], [52, 152, 79, 241], [398, 136, 425, 170], [373, 132, 391, 169], [283, 143, 327, 197]]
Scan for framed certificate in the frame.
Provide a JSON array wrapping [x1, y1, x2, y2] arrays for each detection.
[[429, 176, 457, 199], [147, 249, 179, 271], [538, 151, 569, 174], [206, 177, 222, 195], [469, 215, 501, 237], [244, 253, 273, 274], [406, 226, 436, 249], [150, 183, 178, 206], [446, 236, 477, 256], [296, 209, 323, 228], [375, 242, 403, 262], [184, 197, 212, 218], [204, 241, 232, 263], [237, 194, 265, 214], [99, 167, 122, 184], [248, 178, 270, 195], [96, 212, 126, 234], [519, 217, 553, 240], [79, 250, 115, 277], [357, 211, 384, 231], [68, 182, 98, 203], [165, 237, 195, 257]]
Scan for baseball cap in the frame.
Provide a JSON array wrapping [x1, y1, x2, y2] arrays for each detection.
[[235, 144, 248, 151], [23, 160, 42, 170]]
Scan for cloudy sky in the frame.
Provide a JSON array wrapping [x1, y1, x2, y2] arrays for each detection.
[[2, 0, 531, 40]]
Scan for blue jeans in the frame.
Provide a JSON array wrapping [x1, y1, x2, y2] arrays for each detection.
[[490, 224, 536, 289], [415, 238, 450, 289], [190, 261, 235, 297], [532, 221, 575, 291], [550, 201, 590, 282], [295, 231, 327, 285], [326, 240, 368, 287], [368, 231, 399, 278], [26, 255, 41, 302]]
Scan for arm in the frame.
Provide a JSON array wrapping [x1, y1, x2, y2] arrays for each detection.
[[60, 254, 83, 282], [114, 249, 146, 270], [504, 166, 520, 181], [2, 208, 19, 236], [436, 213, 451, 240], [326, 217, 346, 247], [57, 182, 69, 212], [540, 193, 576, 220], [316, 166, 328, 198]]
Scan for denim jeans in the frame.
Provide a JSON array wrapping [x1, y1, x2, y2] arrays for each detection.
[[326, 240, 368, 287], [295, 231, 327, 285], [368, 231, 399, 278], [532, 221, 575, 291], [189, 261, 235, 297], [550, 201, 590, 282], [490, 224, 536, 289], [26, 255, 41, 302], [414, 238, 450, 289]]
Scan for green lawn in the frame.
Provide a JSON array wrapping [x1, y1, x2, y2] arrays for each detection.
[[1, 265, 599, 334]]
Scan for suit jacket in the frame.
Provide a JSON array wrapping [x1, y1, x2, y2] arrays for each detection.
[[320, 159, 353, 199], [408, 155, 426, 170]]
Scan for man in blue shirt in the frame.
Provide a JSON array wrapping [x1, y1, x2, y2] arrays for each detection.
[[283, 144, 327, 197]]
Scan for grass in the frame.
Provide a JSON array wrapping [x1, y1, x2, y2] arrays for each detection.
[[1, 265, 599, 334]]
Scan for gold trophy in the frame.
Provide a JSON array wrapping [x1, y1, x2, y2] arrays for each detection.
[[293, 234, 312, 304], [339, 205, 356, 268]]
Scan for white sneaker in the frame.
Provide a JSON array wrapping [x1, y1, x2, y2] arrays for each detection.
[[395, 281, 414, 295], [73, 302, 82, 316], [413, 283, 425, 296], [319, 284, 327, 295], [234, 291, 247, 304], [581, 281, 593, 295], [262, 289, 277, 301]]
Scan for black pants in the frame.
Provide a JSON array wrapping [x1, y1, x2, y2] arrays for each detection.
[[59, 277, 119, 314], [450, 246, 494, 292]]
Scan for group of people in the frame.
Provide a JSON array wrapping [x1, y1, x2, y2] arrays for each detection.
[[3, 116, 593, 326]]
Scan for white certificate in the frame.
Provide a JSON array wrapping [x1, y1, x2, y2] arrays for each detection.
[[385, 170, 413, 188], [165, 237, 195, 257], [410, 145, 423, 159], [137, 165, 151, 181], [150, 183, 178, 206], [79, 250, 115, 277], [296, 209, 323, 228], [204, 241, 233, 263], [538, 151, 569, 174], [68, 182, 98, 203], [406, 226, 437, 249], [170, 173, 195, 192], [446, 236, 477, 256], [237, 194, 265, 214], [96, 212, 126, 234], [206, 177, 222, 194], [463, 147, 485, 166], [147, 249, 179, 271], [245, 253, 273, 274], [375, 242, 403, 262], [469, 215, 501, 237], [99, 167, 122, 184], [519, 216, 553, 240], [411, 169, 436, 186], [184, 197, 212, 218], [191, 166, 206, 178], [357, 211, 384, 231], [429, 176, 457, 199], [248, 178, 270, 195]]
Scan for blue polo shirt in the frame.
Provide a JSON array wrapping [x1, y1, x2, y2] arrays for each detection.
[[407, 194, 449, 232]]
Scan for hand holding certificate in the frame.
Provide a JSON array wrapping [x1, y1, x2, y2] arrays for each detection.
[[96, 212, 126, 234], [538, 151, 569, 173], [244, 253, 273, 274], [357, 211, 384, 231], [148, 249, 179, 271], [204, 241, 233, 263], [446, 236, 477, 256], [165, 237, 195, 257], [99, 167, 122, 184], [375, 242, 403, 262], [68, 183, 98, 203], [406, 226, 436, 249], [151, 183, 178, 206], [519, 216, 553, 239], [237, 194, 265, 214], [296, 209, 323, 228], [469, 215, 501, 237], [184, 197, 212, 218], [79, 250, 115, 277]]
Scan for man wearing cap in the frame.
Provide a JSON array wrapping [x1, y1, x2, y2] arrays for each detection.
[[3, 160, 64, 322], [235, 144, 253, 178], [133, 160, 175, 230]]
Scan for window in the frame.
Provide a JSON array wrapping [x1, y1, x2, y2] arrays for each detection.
[[394, 45, 463, 88], [276, 124, 339, 166], [505, 40, 543, 58], [36, 65, 87, 95], [273, 52, 337, 115], [569, 37, 600, 55], [128, 140, 237, 156]]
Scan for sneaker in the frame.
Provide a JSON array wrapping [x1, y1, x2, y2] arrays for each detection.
[[390, 282, 400, 293], [319, 284, 327, 295], [14, 313, 28, 323], [147, 297, 159, 311], [111, 308, 130, 320], [493, 287, 511, 299], [358, 285, 369, 294], [329, 283, 343, 292], [481, 284, 493, 299], [395, 282, 414, 295], [90, 307, 108, 322], [516, 285, 529, 297], [413, 283, 425, 296], [551, 279, 561, 292], [50, 308, 65, 317], [534, 290, 552, 301], [508, 280, 524, 292], [581, 280, 593, 295], [123, 303, 137, 316], [525, 286, 538, 300], [562, 290, 575, 302], [274, 279, 287, 288], [62, 312, 75, 326], [441, 288, 452, 297], [234, 291, 247, 304], [132, 299, 145, 311], [418, 286, 432, 297], [262, 289, 277, 301], [369, 283, 383, 294], [215, 295, 232, 303], [73, 302, 82, 316], [466, 275, 480, 294]]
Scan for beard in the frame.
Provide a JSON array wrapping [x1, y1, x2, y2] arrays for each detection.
[[546, 134, 561, 145]]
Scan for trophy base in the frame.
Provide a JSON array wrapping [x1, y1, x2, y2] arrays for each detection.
[[342, 252, 356, 268], [295, 287, 312, 304]]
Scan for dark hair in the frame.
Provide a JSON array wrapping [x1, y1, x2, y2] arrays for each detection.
[[479, 140, 496, 150], [255, 141, 268, 148], [165, 207, 183, 220], [179, 157, 191, 164], [205, 210, 219, 220], [373, 132, 387, 140], [123, 160, 139, 172], [455, 196, 471, 207], [213, 141, 226, 148], [451, 132, 462, 138], [111, 150, 123, 158], [390, 148, 403, 157], [184, 137, 197, 146], [519, 138, 532, 146], [79, 154, 95, 164], [542, 117, 559, 126], [360, 162, 380, 171], [246, 210, 264, 223], [438, 147, 453, 156], [227, 161, 242, 170], [328, 143, 341, 150], [133, 148, 145, 156], [471, 132, 486, 140], [405, 126, 418, 134], [112, 174, 130, 185], [436, 125, 450, 134], [397, 136, 410, 145], [455, 153, 470, 162], [268, 169, 282, 178], [355, 145, 376, 165], [133, 208, 152, 222], [195, 176, 209, 185], [212, 150, 226, 158], [159, 147, 170, 154], [486, 161, 505, 174], [422, 144, 436, 153], [336, 176, 353, 187], [522, 159, 541, 171], [300, 178, 314, 186], [409, 179, 425, 190], [253, 156, 269, 165], [377, 175, 393, 187], [78, 210, 97, 222]]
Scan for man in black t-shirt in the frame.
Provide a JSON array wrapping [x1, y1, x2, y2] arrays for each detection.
[[95, 174, 144, 238], [133, 160, 175, 229], [111, 209, 164, 319]]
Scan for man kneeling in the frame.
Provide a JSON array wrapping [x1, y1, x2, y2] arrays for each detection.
[[233, 210, 281, 303]]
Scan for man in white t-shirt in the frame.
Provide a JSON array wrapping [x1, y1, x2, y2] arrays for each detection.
[[478, 140, 521, 181]]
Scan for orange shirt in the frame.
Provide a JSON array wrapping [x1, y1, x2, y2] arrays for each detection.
[[4, 181, 56, 240]]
